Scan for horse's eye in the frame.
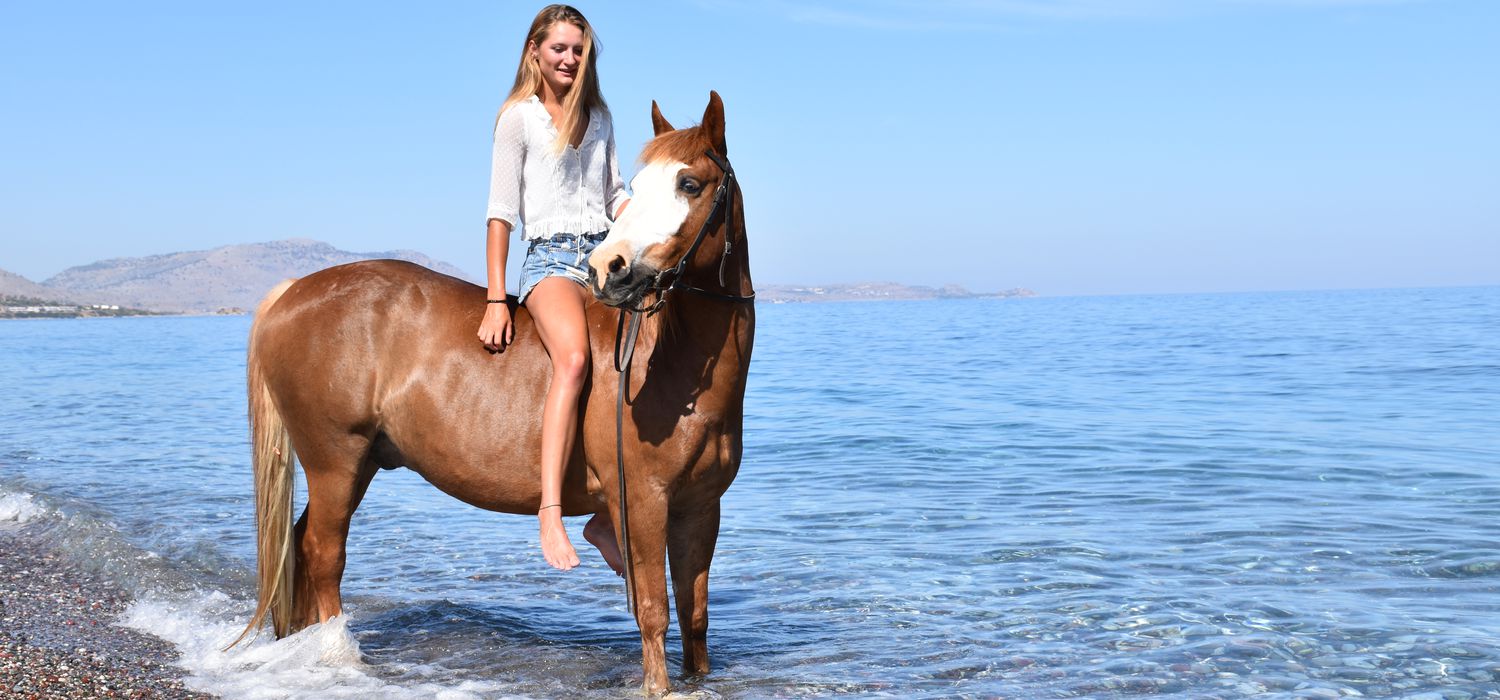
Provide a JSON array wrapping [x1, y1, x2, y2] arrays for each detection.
[[678, 177, 702, 196]]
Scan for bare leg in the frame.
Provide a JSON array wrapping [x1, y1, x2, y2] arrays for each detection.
[[526, 277, 591, 571], [583, 513, 624, 575]]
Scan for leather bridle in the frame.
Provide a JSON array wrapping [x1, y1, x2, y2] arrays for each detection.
[[617, 150, 755, 314], [610, 149, 753, 614]]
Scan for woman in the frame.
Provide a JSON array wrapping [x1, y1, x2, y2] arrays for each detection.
[[477, 4, 628, 574]]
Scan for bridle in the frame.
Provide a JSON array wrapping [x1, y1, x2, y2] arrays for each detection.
[[617, 149, 756, 315], [610, 149, 753, 614]]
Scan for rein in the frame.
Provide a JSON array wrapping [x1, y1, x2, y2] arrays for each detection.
[[620, 151, 756, 315], [612, 150, 753, 614]]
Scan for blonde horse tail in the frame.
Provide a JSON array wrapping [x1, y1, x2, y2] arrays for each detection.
[[228, 279, 298, 649]]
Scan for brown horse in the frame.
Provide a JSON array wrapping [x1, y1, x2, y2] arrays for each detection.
[[236, 92, 753, 695]]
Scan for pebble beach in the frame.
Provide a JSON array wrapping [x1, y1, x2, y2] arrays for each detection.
[[0, 523, 211, 700]]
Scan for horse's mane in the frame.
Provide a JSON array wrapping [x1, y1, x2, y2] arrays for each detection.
[[639, 125, 716, 165]]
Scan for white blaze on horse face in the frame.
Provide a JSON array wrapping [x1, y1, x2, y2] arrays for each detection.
[[605, 160, 691, 266]]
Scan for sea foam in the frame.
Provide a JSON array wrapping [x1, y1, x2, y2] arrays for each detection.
[[0, 483, 517, 698], [0, 489, 46, 525], [121, 590, 518, 699]]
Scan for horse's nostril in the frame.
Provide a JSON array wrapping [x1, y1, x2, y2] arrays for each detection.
[[608, 256, 625, 274]]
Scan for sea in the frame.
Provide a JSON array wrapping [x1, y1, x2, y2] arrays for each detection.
[[1, 285, 1498, 699]]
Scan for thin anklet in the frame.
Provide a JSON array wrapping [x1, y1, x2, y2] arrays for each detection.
[[539, 504, 562, 511]]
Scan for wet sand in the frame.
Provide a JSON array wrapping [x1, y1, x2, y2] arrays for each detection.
[[0, 524, 212, 699]]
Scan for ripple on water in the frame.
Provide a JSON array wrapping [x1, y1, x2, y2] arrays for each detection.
[[2, 291, 1500, 696]]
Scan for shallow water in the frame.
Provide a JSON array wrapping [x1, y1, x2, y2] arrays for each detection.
[[2, 286, 1499, 698]]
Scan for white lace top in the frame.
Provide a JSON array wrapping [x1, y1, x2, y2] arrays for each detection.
[[486, 94, 630, 240]]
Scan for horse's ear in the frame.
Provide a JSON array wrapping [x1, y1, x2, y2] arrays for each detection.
[[650, 100, 674, 136], [701, 91, 727, 156]]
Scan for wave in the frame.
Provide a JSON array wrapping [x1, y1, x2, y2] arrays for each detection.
[[0, 489, 45, 524], [0, 483, 517, 699], [121, 592, 515, 699]]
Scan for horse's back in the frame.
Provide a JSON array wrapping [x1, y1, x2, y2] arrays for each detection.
[[250, 260, 568, 511], [265, 259, 478, 328], [255, 259, 486, 390]]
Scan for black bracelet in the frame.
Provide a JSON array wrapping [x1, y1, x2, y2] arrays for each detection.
[[486, 299, 506, 304]]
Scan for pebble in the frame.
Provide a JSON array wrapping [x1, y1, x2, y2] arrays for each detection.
[[0, 525, 213, 699], [1411, 660, 1449, 677], [1297, 687, 1342, 699]]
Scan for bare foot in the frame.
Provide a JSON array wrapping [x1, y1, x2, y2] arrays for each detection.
[[538, 510, 580, 570], [583, 513, 625, 576]]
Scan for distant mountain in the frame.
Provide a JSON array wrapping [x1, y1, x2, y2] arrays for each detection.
[[6, 243, 1031, 316], [0, 268, 79, 302], [758, 282, 1035, 303], [35, 239, 476, 313]]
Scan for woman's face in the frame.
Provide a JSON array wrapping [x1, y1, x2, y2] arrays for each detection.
[[531, 22, 585, 97]]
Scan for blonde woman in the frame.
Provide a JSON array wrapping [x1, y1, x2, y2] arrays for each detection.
[[477, 4, 628, 573]]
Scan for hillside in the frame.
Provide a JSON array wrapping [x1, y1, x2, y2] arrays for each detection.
[[0, 268, 78, 303], [34, 239, 476, 313], [6, 241, 1035, 315]]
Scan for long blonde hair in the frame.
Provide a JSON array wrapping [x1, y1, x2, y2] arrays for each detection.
[[499, 4, 606, 153]]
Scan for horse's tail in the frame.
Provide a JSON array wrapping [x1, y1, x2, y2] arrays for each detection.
[[229, 279, 299, 649]]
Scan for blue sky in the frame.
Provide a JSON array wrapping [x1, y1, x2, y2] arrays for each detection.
[[2, 0, 1495, 296]]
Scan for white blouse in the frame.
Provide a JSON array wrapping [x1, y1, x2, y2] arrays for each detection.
[[486, 94, 630, 240]]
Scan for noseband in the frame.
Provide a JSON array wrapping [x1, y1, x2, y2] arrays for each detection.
[[612, 149, 753, 615], [620, 150, 756, 314]]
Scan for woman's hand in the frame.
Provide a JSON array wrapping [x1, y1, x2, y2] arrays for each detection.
[[481, 220, 513, 352], [478, 302, 514, 351]]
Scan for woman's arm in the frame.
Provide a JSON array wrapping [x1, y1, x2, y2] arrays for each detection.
[[487, 107, 525, 230], [604, 122, 631, 221], [478, 218, 513, 350], [480, 107, 525, 351]]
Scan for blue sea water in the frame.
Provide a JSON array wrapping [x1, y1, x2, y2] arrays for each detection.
[[2, 286, 1499, 698]]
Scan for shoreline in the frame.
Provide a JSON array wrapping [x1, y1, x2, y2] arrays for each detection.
[[0, 522, 213, 699]]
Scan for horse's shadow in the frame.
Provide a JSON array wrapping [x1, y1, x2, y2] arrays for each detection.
[[347, 594, 794, 690], [629, 311, 734, 447], [350, 597, 639, 688]]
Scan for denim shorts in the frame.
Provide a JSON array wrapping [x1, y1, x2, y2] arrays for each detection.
[[518, 232, 608, 304]]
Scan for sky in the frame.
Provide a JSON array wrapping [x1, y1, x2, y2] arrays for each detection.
[[2, 0, 1496, 297]]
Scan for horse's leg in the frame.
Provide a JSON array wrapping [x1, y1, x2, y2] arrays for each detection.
[[613, 495, 672, 694], [667, 498, 720, 676], [290, 436, 377, 629]]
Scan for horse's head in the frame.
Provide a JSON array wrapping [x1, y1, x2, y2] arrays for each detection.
[[588, 91, 735, 308]]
